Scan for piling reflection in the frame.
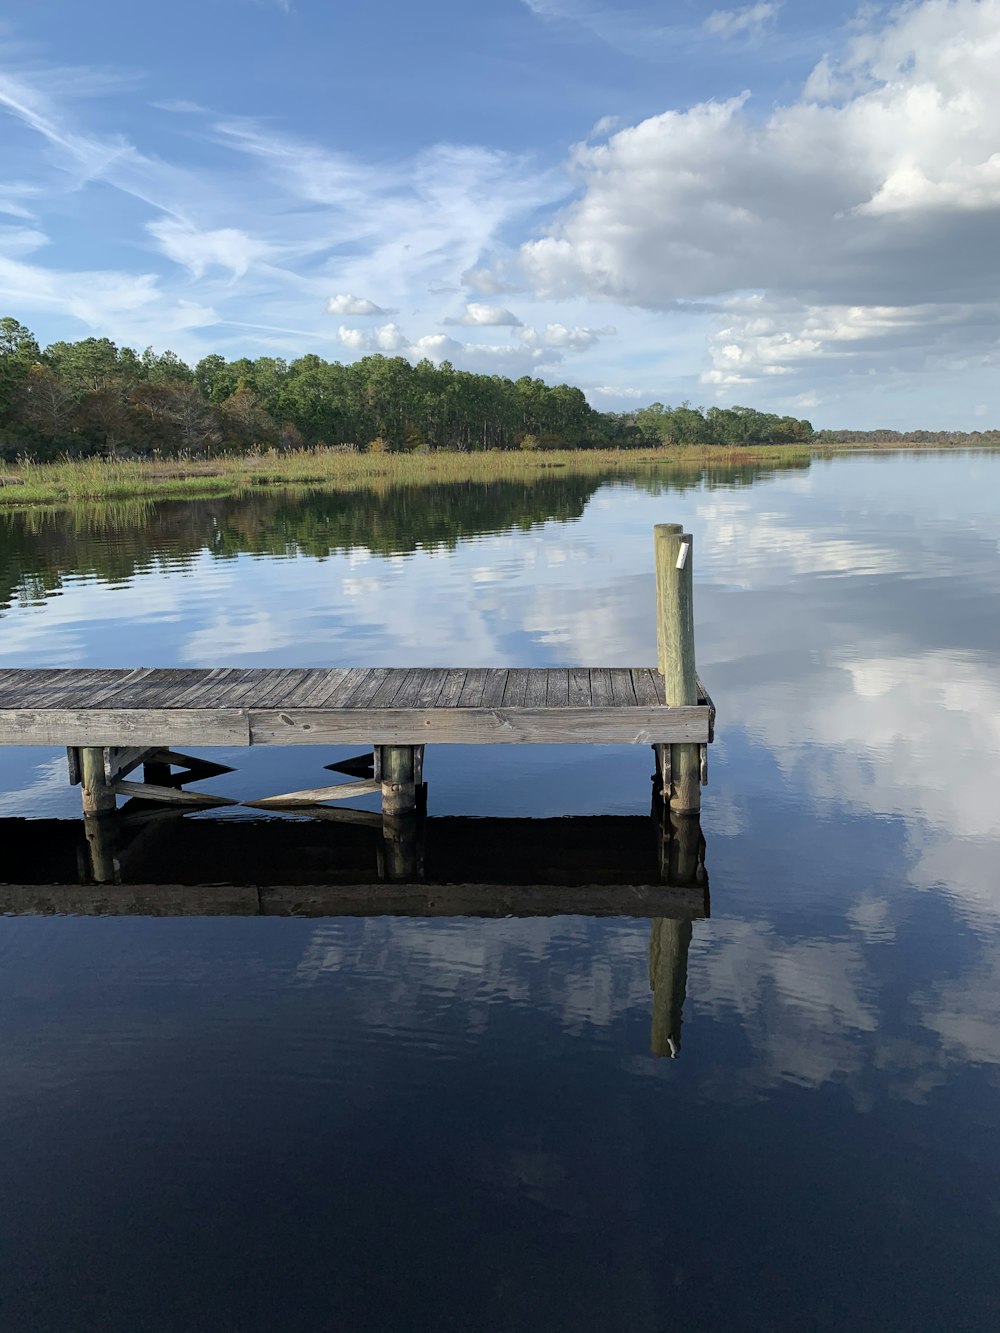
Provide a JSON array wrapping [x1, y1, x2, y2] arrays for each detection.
[[0, 807, 710, 1056]]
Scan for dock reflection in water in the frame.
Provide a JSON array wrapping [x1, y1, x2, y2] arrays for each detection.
[[0, 806, 708, 1059]]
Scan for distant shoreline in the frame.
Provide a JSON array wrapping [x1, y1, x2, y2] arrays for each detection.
[[1, 442, 996, 510]]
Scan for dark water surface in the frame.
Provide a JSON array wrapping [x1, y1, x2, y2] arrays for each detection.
[[1, 453, 999, 1331]]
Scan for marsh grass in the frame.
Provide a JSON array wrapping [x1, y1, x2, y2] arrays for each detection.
[[0, 444, 822, 508], [5, 439, 989, 509]]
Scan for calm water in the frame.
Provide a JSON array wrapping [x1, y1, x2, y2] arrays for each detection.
[[1, 453, 999, 1331]]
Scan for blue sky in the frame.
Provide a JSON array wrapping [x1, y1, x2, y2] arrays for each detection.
[[2, 0, 999, 428]]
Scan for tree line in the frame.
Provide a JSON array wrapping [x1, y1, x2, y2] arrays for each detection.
[[813, 429, 1000, 444], [0, 316, 814, 460]]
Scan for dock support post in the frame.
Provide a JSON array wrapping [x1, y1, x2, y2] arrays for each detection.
[[654, 523, 700, 814], [79, 747, 116, 817], [379, 745, 417, 817]]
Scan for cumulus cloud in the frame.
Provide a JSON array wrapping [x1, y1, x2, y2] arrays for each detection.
[[521, 0, 1000, 385], [444, 302, 522, 327], [334, 322, 560, 374], [704, 3, 781, 40], [413, 332, 562, 375], [336, 321, 407, 352], [701, 297, 1000, 388], [520, 322, 616, 351], [326, 293, 395, 316]]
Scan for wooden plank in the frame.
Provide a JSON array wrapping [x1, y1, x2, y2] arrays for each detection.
[[696, 672, 716, 742], [91, 669, 205, 711], [0, 669, 110, 709], [259, 668, 336, 709], [113, 780, 240, 807], [334, 669, 381, 708], [311, 667, 367, 708], [164, 667, 238, 708], [525, 670, 548, 707], [248, 705, 710, 746], [457, 668, 488, 708], [0, 709, 252, 747], [244, 778, 381, 809], [104, 746, 157, 783], [204, 669, 287, 709], [631, 668, 661, 706], [436, 669, 467, 707], [590, 668, 613, 707], [236, 663, 309, 709], [568, 668, 591, 707], [371, 669, 411, 708], [74, 668, 159, 708], [384, 669, 426, 708], [392, 669, 429, 709], [502, 668, 530, 707], [610, 668, 637, 708], [413, 670, 448, 708], [546, 670, 569, 707], [481, 669, 509, 707]]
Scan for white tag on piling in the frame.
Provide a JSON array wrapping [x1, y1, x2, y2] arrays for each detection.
[[676, 540, 689, 570]]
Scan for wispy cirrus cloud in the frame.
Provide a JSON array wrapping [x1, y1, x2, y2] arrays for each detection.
[[704, 3, 781, 41], [0, 47, 572, 373]]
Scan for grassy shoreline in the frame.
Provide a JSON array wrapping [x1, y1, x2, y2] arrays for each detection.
[[0, 442, 994, 508]]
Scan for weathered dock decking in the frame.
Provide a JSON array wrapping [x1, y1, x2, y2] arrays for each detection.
[[0, 666, 714, 747]]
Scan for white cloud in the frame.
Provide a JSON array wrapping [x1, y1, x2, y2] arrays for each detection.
[[588, 384, 644, 399], [704, 3, 781, 40], [336, 322, 407, 353], [0, 225, 48, 256], [521, 0, 1000, 388], [326, 293, 394, 316], [336, 325, 368, 351], [412, 332, 561, 375], [461, 263, 521, 295], [147, 218, 274, 279], [444, 302, 522, 327], [0, 249, 218, 340], [520, 322, 615, 351]]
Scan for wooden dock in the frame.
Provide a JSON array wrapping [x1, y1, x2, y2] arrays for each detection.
[[0, 525, 714, 817], [0, 666, 713, 747]]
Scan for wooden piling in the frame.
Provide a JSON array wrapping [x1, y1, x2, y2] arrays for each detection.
[[79, 747, 116, 817], [379, 745, 417, 817], [654, 524, 700, 813]]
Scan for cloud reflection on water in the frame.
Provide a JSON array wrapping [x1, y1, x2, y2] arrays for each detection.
[[0, 453, 999, 1103]]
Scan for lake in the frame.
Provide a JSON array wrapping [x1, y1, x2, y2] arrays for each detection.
[[1, 451, 998, 1331]]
